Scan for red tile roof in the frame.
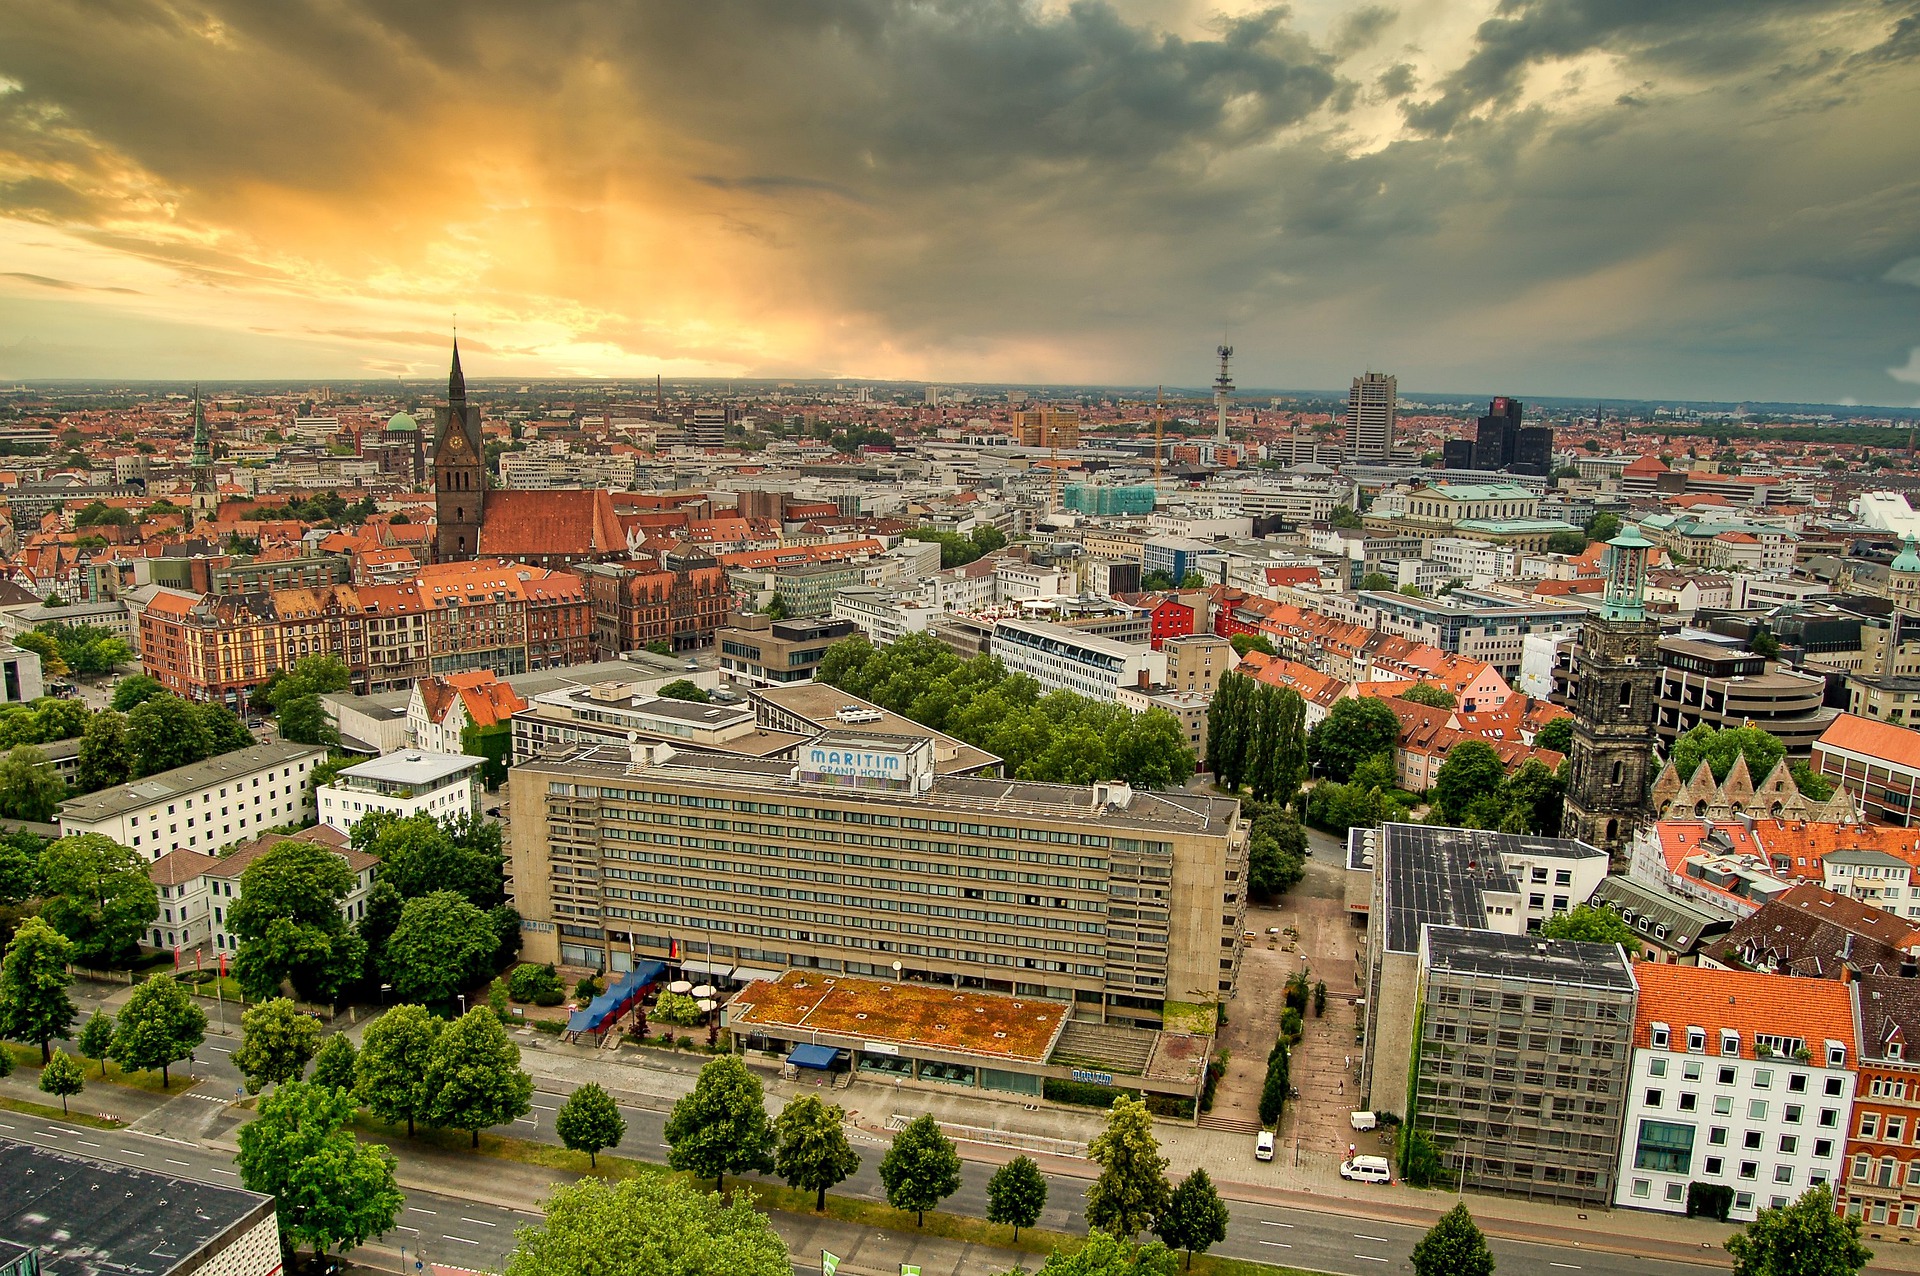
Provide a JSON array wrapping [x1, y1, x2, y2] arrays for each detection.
[[1817, 713, 1920, 772], [1630, 961, 1857, 1056]]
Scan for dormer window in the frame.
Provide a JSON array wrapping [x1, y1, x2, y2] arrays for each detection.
[[1651, 1023, 1671, 1050], [1827, 1041, 1848, 1068], [1721, 1031, 1741, 1058], [1688, 1027, 1707, 1053], [1891, 1043, 1905, 1061]]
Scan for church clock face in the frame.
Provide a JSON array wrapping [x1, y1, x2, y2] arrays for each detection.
[[442, 431, 470, 459]]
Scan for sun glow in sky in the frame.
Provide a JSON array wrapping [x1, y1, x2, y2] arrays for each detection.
[[2, 1, 1918, 402]]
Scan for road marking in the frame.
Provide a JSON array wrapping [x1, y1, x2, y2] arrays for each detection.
[[396, 1226, 419, 1235], [409, 1208, 437, 1216], [515, 1118, 537, 1125], [1354, 1234, 1390, 1243], [166, 1159, 190, 1167], [1259, 1221, 1294, 1229], [443, 1235, 479, 1246], [76, 1140, 100, 1148], [118, 1149, 144, 1157], [0, 1123, 13, 1130], [459, 1218, 497, 1228], [209, 1046, 230, 1054], [1550, 1266, 1582, 1271], [1258, 1240, 1292, 1250], [531, 1103, 556, 1111], [209, 1168, 237, 1177], [1353, 1257, 1388, 1265]]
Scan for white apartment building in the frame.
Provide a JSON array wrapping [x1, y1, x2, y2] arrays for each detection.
[[146, 848, 219, 952], [1426, 537, 1523, 587], [203, 826, 380, 954], [56, 741, 329, 861], [993, 561, 1065, 601], [831, 586, 938, 645], [991, 618, 1166, 702], [1823, 850, 1916, 917], [1617, 963, 1856, 1221], [316, 749, 483, 835]]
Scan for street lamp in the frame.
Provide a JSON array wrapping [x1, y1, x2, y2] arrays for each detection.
[[456, 994, 467, 1015], [380, 983, 392, 1006], [892, 960, 902, 983]]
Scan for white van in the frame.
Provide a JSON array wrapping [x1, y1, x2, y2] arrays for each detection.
[[1349, 1111, 1377, 1132], [1340, 1155, 1392, 1184], [1255, 1130, 1275, 1161]]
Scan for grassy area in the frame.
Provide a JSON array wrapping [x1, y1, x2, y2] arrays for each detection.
[[3, 1043, 198, 1094], [0, 1094, 127, 1129], [346, 1114, 1316, 1274]]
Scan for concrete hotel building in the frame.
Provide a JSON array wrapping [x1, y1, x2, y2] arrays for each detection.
[[508, 736, 1246, 1027], [1348, 371, 1396, 461]]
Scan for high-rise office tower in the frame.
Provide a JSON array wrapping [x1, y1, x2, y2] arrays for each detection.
[[1348, 372, 1396, 461], [1471, 396, 1523, 470]]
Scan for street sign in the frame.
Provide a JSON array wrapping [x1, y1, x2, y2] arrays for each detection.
[[822, 1250, 839, 1276]]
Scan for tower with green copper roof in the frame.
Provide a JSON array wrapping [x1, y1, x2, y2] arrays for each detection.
[[1561, 523, 1663, 859]]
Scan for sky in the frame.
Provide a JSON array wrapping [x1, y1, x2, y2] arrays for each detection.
[[1, 0, 1918, 404]]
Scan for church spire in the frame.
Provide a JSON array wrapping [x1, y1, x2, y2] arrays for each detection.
[[449, 336, 466, 404], [190, 384, 210, 471]]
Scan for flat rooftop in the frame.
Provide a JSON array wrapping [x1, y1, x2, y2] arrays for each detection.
[[728, 970, 1069, 1063], [1376, 822, 1605, 954], [0, 1139, 274, 1275], [750, 684, 1002, 775], [1423, 925, 1638, 992], [57, 740, 326, 824], [525, 742, 1237, 836], [337, 749, 481, 786]]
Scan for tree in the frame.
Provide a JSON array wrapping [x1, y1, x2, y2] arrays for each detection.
[[236, 1080, 403, 1270], [1206, 672, 1251, 792], [1085, 1094, 1170, 1239], [424, 1007, 533, 1146], [1534, 716, 1573, 754], [1229, 633, 1276, 658], [879, 1113, 963, 1226], [234, 998, 322, 1094], [31, 697, 88, 742], [1156, 1169, 1229, 1270], [773, 1092, 860, 1209], [1308, 698, 1401, 782], [504, 1176, 791, 1276], [357, 812, 505, 909], [658, 679, 710, 703], [654, 990, 704, 1026], [382, 890, 496, 1004], [1412, 1203, 1495, 1276], [1751, 629, 1781, 660], [0, 917, 77, 1063], [309, 1031, 357, 1092], [1140, 569, 1177, 591], [1396, 1124, 1443, 1187], [987, 1154, 1048, 1241], [1247, 805, 1307, 901], [35, 832, 158, 966], [126, 694, 215, 776], [555, 1082, 627, 1167], [355, 1004, 441, 1136], [196, 702, 255, 755], [1668, 724, 1787, 786], [0, 828, 39, 908], [275, 693, 337, 747], [1401, 682, 1456, 710], [13, 630, 66, 677], [1545, 530, 1587, 555], [39, 623, 130, 676], [1331, 505, 1364, 529], [1359, 572, 1395, 591], [1432, 740, 1506, 823], [1791, 760, 1835, 801], [77, 1009, 114, 1076], [1585, 511, 1622, 542], [1028, 1231, 1180, 1276], [270, 655, 353, 706], [38, 1047, 83, 1113], [228, 840, 365, 1004], [1540, 905, 1637, 948], [665, 1054, 776, 1190], [1725, 1185, 1869, 1276], [1258, 1038, 1289, 1126], [0, 745, 63, 822], [109, 674, 165, 713], [75, 709, 134, 792], [109, 973, 205, 1087]]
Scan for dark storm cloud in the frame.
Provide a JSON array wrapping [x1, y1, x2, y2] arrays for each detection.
[[0, 0, 1917, 400]]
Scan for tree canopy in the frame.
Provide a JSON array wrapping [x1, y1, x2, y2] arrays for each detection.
[[234, 998, 323, 1093], [1307, 698, 1401, 782], [1668, 724, 1787, 785], [1725, 1185, 1870, 1276], [504, 1176, 791, 1276], [228, 840, 366, 1004], [354, 1003, 442, 1136], [0, 916, 77, 1063], [109, 973, 205, 1087], [773, 1092, 860, 1210], [1540, 905, 1638, 949], [236, 1080, 403, 1268], [555, 1082, 627, 1167], [382, 890, 498, 1004], [1411, 1203, 1495, 1276], [987, 1155, 1049, 1241], [424, 1007, 533, 1146], [35, 832, 158, 966], [816, 634, 1194, 788], [666, 1054, 776, 1191], [0, 745, 65, 822], [351, 811, 505, 909], [878, 1113, 963, 1226], [1085, 1095, 1170, 1240]]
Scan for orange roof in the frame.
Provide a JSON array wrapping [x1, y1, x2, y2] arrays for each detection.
[[1817, 713, 1920, 772], [1623, 455, 1670, 476], [418, 670, 528, 729], [479, 489, 626, 559], [728, 970, 1065, 1063], [1630, 961, 1856, 1056]]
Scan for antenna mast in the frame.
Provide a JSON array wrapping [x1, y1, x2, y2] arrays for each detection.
[[1154, 385, 1164, 490], [1214, 345, 1234, 445]]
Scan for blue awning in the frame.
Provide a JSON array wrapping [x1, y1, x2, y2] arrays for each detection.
[[787, 1043, 841, 1070], [566, 961, 666, 1035]]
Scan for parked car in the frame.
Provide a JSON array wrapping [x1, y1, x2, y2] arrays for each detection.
[[1340, 1155, 1391, 1184], [1255, 1130, 1275, 1162]]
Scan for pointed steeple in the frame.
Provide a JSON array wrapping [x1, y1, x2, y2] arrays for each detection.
[[190, 385, 209, 467], [449, 336, 466, 404]]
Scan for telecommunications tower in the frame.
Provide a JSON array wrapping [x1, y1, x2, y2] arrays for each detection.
[[1213, 345, 1234, 444]]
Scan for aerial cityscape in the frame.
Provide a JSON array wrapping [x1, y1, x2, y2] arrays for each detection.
[[2, 3, 1919, 1276]]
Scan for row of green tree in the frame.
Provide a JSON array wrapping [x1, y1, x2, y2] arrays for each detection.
[[15, 622, 131, 678], [816, 633, 1195, 788], [903, 524, 1008, 568]]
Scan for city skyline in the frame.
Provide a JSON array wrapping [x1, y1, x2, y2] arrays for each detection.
[[1, 1, 1917, 404]]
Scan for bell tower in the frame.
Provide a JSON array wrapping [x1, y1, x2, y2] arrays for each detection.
[[434, 338, 485, 561], [1560, 524, 1662, 860], [188, 386, 218, 528]]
